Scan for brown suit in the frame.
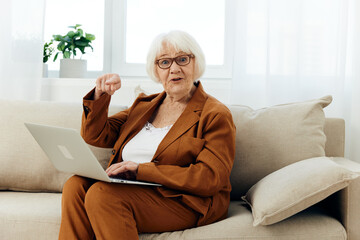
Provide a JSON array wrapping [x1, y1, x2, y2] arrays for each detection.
[[81, 82, 236, 226], [59, 82, 236, 239]]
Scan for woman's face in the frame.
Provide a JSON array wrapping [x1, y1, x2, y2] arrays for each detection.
[[155, 44, 196, 99]]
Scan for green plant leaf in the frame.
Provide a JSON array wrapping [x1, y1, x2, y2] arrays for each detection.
[[77, 28, 84, 37], [52, 35, 63, 41], [78, 46, 86, 54], [66, 31, 76, 39], [64, 51, 70, 58], [85, 33, 95, 41], [79, 36, 91, 42], [57, 41, 65, 51], [63, 36, 72, 42], [75, 39, 89, 47], [51, 24, 94, 60], [53, 52, 59, 62], [74, 31, 82, 39]]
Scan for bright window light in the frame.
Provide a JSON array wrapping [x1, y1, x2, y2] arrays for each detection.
[[126, 0, 225, 65], [43, 0, 104, 71]]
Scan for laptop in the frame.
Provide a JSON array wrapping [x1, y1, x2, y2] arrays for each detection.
[[24, 122, 161, 187]]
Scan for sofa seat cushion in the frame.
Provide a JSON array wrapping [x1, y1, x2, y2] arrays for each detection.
[[142, 201, 346, 240], [0, 191, 62, 240], [0, 192, 346, 240]]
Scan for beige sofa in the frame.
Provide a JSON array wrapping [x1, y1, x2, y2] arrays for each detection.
[[1, 96, 360, 240]]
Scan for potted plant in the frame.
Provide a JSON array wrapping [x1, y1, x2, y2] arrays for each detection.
[[43, 40, 54, 77], [52, 24, 95, 78]]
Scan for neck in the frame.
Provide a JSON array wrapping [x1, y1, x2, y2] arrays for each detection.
[[164, 84, 196, 105]]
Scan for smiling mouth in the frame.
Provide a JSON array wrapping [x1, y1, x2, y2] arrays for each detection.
[[171, 78, 183, 81]]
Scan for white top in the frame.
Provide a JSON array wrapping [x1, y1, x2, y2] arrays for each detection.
[[122, 122, 172, 164]]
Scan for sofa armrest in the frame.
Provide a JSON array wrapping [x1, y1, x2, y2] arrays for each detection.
[[330, 157, 360, 240]]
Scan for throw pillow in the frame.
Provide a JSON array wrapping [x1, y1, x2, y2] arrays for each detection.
[[229, 95, 332, 198], [242, 157, 359, 226]]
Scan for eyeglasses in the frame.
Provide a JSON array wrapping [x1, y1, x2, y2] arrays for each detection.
[[155, 54, 194, 69]]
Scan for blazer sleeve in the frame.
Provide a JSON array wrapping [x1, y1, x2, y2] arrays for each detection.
[[136, 109, 236, 197], [81, 88, 130, 148]]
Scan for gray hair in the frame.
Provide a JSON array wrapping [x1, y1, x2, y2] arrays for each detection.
[[146, 30, 206, 83]]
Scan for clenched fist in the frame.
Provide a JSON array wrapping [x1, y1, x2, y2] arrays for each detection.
[[94, 73, 121, 100]]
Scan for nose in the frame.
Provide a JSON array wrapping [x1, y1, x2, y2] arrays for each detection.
[[170, 62, 181, 74]]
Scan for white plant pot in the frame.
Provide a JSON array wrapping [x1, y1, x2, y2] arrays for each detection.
[[60, 59, 87, 78], [42, 63, 48, 78]]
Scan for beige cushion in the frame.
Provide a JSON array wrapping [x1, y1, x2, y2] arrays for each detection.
[[0, 192, 62, 240], [229, 95, 332, 198], [0, 192, 347, 240], [0, 99, 126, 192], [242, 157, 359, 226]]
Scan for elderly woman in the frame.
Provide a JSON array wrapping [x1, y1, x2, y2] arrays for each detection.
[[59, 30, 236, 239]]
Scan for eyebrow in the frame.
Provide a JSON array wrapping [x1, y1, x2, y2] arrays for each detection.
[[158, 52, 187, 58]]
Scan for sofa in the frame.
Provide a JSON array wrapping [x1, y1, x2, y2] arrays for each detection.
[[1, 95, 360, 240]]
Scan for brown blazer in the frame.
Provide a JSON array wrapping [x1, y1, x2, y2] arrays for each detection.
[[81, 82, 236, 226]]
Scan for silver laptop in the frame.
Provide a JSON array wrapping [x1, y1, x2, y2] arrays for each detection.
[[24, 122, 161, 187]]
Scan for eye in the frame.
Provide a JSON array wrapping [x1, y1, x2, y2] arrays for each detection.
[[179, 57, 187, 62], [160, 59, 169, 65]]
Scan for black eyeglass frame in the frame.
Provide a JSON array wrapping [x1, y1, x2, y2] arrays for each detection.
[[155, 54, 195, 69]]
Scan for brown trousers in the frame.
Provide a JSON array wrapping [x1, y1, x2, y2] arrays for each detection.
[[59, 175, 199, 240]]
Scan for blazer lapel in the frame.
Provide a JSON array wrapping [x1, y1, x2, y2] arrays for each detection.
[[152, 82, 208, 160], [123, 92, 166, 140], [111, 92, 166, 165]]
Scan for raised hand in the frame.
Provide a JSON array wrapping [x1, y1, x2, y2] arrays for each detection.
[[94, 73, 121, 100]]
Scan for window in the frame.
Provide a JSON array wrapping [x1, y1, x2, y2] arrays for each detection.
[[111, 0, 235, 79], [43, 0, 235, 79], [126, 0, 225, 65], [44, 0, 104, 76]]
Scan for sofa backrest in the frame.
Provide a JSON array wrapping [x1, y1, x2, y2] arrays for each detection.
[[323, 118, 345, 158], [0, 97, 340, 198], [0, 99, 126, 193]]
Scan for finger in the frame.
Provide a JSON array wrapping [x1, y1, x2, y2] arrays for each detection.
[[109, 165, 127, 176], [114, 82, 121, 91], [106, 165, 113, 175], [107, 162, 128, 176], [105, 75, 121, 86], [101, 77, 106, 92], [111, 162, 137, 176], [105, 83, 111, 94], [110, 83, 115, 93], [106, 163, 120, 174], [96, 78, 101, 91]]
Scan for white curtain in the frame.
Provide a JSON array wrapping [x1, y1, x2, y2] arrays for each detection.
[[230, 0, 360, 161], [0, 0, 45, 101]]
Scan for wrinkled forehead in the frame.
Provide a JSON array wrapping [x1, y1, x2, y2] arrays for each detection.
[[156, 41, 192, 58]]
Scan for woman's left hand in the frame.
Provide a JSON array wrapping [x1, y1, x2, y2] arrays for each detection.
[[105, 161, 139, 180]]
